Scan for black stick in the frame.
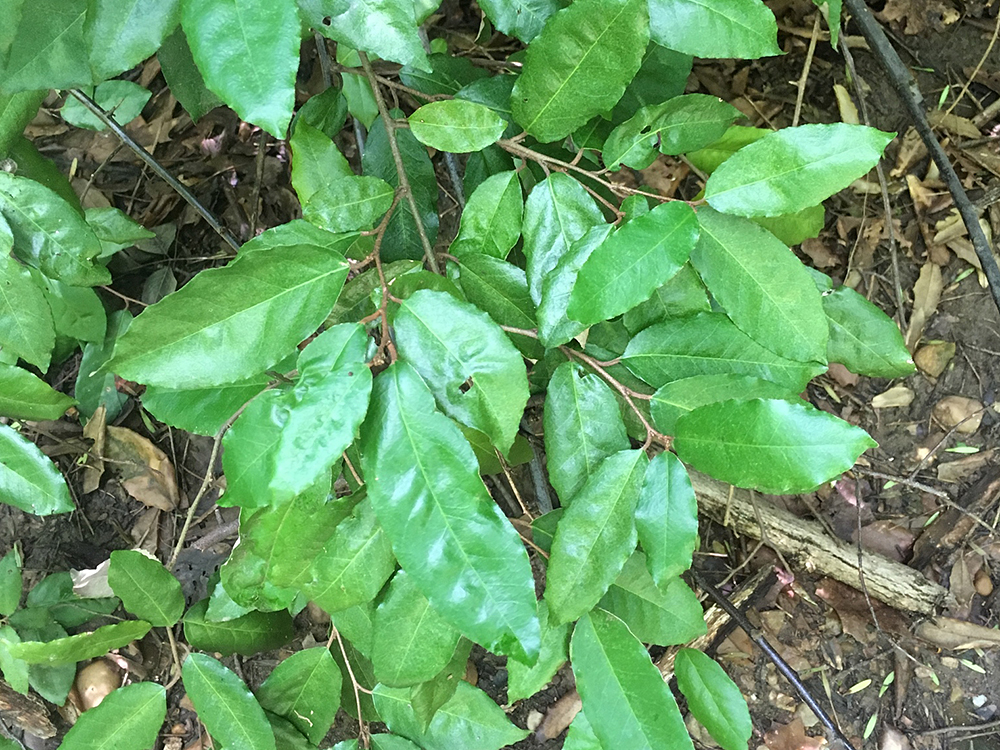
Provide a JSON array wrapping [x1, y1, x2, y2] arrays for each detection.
[[840, 0, 1000, 316]]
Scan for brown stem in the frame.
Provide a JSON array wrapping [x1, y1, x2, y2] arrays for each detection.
[[329, 626, 370, 749]]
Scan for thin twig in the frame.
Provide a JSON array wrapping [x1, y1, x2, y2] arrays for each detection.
[[329, 626, 370, 749], [792, 13, 822, 127]]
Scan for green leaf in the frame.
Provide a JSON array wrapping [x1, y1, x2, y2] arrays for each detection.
[[687, 125, 769, 174], [543, 362, 628, 505], [648, 0, 780, 59], [267, 712, 313, 749], [0, 172, 108, 287], [545, 449, 647, 625], [360, 362, 540, 662], [85, 207, 155, 256], [522, 172, 604, 305], [0, 547, 22, 617], [181, 0, 299, 137], [477, 0, 558, 42], [409, 100, 506, 154], [599, 552, 706, 645], [650, 373, 795, 435], [409, 639, 473, 731], [0, 624, 30, 694], [335, 736, 422, 750], [74, 306, 131, 421], [289, 119, 353, 199], [157, 26, 222, 122], [674, 398, 877, 493], [449, 171, 523, 260], [564, 710, 602, 750], [1, 0, 92, 94], [511, 0, 648, 142], [568, 201, 699, 326], [302, 0, 429, 71], [822, 285, 915, 377], [372, 570, 461, 688], [612, 43, 691, 124], [23, 572, 118, 627], [85, 0, 181, 80], [61, 81, 151, 131], [675, 648, 752, 750], [0, 365, 75, 420], [692, 207, 828, 363], [621, 263, 709, 335], [59, 682, 166, 750], [571, 609, 693, 750], [0, 424, 73, 516], [108, 550, 185, 627], [218, 540, 297, 613], [507, 600, 570, 702], [183, 653, 276, 750], [257, 647, 341, 745], [603, 95, 741, 170], [395, 290, 528, 454], [297, 87, 348, 139], [183, 599, 295, 656], [9, 620, 150, 665], [537, 224, 611, 348], [400, 53, 488, 97], [222, 324, 372, 507], [374, 682, 528, 750], [622, 312, 826, 391], [635, 451, 697, 585], [0, 90, 46, 158], [753, 204, 825, 246], [109, 233, 351, 388], [32, 272, 106, 344], [142, 373, 270, 436], [705, 124, 894, 217]]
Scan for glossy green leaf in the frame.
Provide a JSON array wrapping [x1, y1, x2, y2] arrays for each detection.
[[621, 263, 710, 335], [222, 324, 372, 507], [257, 647, 341, 745], [705, 124, 894, 217], [297, 87, 348, 139], [10, 620, 150, 665], [650, 373, 795, 436], [546, 449, 647, 625], [6, 610, 76, 704], [0, 548, 22, 617], [511, 0, 648, 142], [449, 171, 523, 260], [544, 362, 628, 505], [61, 81, 151, 131], [675, 648, 752, 750], [675, 398, 877, 493], [85, 0, 181, 80], [32, 273, 106, 344], [692, 207, 828, 363], [507, 600, 570, 702], [622, 312, 826, 391], [0, 365, 74, 420], [183, 653, 276, 750], [267, 712, 312, 749], [181, 0, 299, 137], [108, 550, 184, 627], [0, 172, 108, 287], [568, 201, 698, 325], [0, 424, 73, 516], [599, 552, 706, 645], [183, 599, 295, 656], [478, 0, 557, 41], [218, 539, 297, 613], [1, 0, 92, 94], [400, 53, 488, 97], [85, 207, 155, 256], [523, 172, 604, 305], [537, 224, 611, 348], [290, 120, 353, 200], [409, 100, 505, 154], [822, 285, 915, 377], [373, 570, 461, 687], [302, 0, 429, 71], [648, 0, 780, 59], [360, 362, 540, 662], [612, 43, 691, 124], [564, 710, 602, 750], [157, 26, 222, 122], [335, 736, 422, 750], [329, 259, 420, 326], [109, 234, 351, 388], [634, 451, 697, 585], [409, 638, 473, 731], [753, 204, 825, 246], [0, 624, 30, 694], [395, 290, 528, 454], [687, 125, 769, 174], [59, 682, 166, 750], [23, 572, 118, 628], [603, 95, 741, 170], [0, 90, 46, 158], [571, 609, 693, 750], [374, 682, 528, 750], [142, 373, 270, 436]]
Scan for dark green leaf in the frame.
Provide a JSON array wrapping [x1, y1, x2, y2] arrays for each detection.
[[0, 90, 46, 158], [328, 259, 421, 326], [409, 638, 472, 731], [142, 373, 270, 436], [183, 653, 275, 750], [301, 0, 429, 71], [621, 263, 709, 335], [85, 0, 181, 80], [61, 81, 151, 131], [612, 43, 691, 124], [449, 171, 523, 260], [674, 398, 877, 493], [455, 75, 517, 123], [399, 54, 487, 97], [108, 550, 184, 627], [23, 572, 117, 627], [537, 224, 611, 347], [511, 0, 648, 142], [675, 648, 752, 750], [297, 87, 348, 139], [1, 0, 91, 94], [635, 451, 697, 585], [464, 145, 515, 197], [478, 0, 558, 42], [0, 365, 75, 420], [546, 449, 647, 625], [6, 611, 75, 704], [360, 363, 540, 662], [32, 273, 106, 344], [0, 424, 73, 516], [183, 599, 295, 656], [157, 27, 222, 122], [823, 285, 915, 377], [0, 252, 57, 370], [257, 647, 341, 745], [648, 0, 780, 59], [507, 600, 570, 702], [650, 373, 795, 435], [409, 100, 505, 153], [10, 620, 150, 665], [59, 682, 166, 750]]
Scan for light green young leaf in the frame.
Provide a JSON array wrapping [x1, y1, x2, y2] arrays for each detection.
[[449, 171, 523, 260], [635, 451, 698, 585], [622, 312, 826, 391], [675, 648, 752, 750], [571, 609, 693, 750], [59, 682, 166, 750], [622, 263, 710, 335], [0, 625, 31, 695], [692, 207, 828, 363], [183, 653, 276, 750], [181, 0, 299, 137], [648, 0, 781, 59], [108, 550, 184, 627], [360, 363, 540, 663], [687, 124, 769, 174], [290, 120, 354, 202], [477, 0, 558, 42], [568, 201, 698, 326], [409, 100, 505, 153], [257, 647, 341, 745], [537, 225, 611, 348], [0, 365, 74, 421], [674, 398, 877, 493], [543, 362, 628, 505], [395, 290, 528, 454], [507, 600, 570, 703], [157, 26, 222, 122], [32, 273, 106, 344], [511, 0, 648, 142], [823, 285, 915, 377], [705, 123, 894, 217], [304, 176, 396, 234], [10, 620, 150, 665], [109, 234, 351, 388], [0, 424, 73, 516], [1, 0, 92, 94], [650, 373, 796, 434], [546, 449, 647, 625], [564, 710, 602, 750], [0, 548, 22, 618], [183, 599, 294, 656], [85, 0, 181, 80], [61, 81, 151, 131], [753, 204, 825, 246], [301, 0, 430, 71]]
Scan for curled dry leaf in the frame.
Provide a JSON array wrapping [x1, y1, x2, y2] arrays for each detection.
[[932, 396, 984, 435], [70, 558, 114, 598], [104, 426, 180, 510], [71, 659, 122, 713], [937, 449, 993, 483], [913, 340, 955, 378], [871, 385, 914, 409], [81, 405, 107, 494], [915, 616, 1000, 650], [905, 262, 943, 351], [763, 717, 827, 750]]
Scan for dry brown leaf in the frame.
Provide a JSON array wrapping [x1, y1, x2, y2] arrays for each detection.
[[913, 340, 955, 378], [936, 449, 994, 483], [104, 426, 180, 511], [932, 396, 984, 435], [890, 127, 927, 177], [880, 725, 911, 750], [872, 385, 914, 409], [764, 718, 827, 750], [535, 690, 581, 741], [877, 0, 959, 35], [82, 405, 106, 494], [856, 520, 914, 563], [638, 157, 688, 197], [927, 110, 980, 139], [800, 238, 839, 269], [905, 262, 943, 350], [915, 616, 1000, 649]]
